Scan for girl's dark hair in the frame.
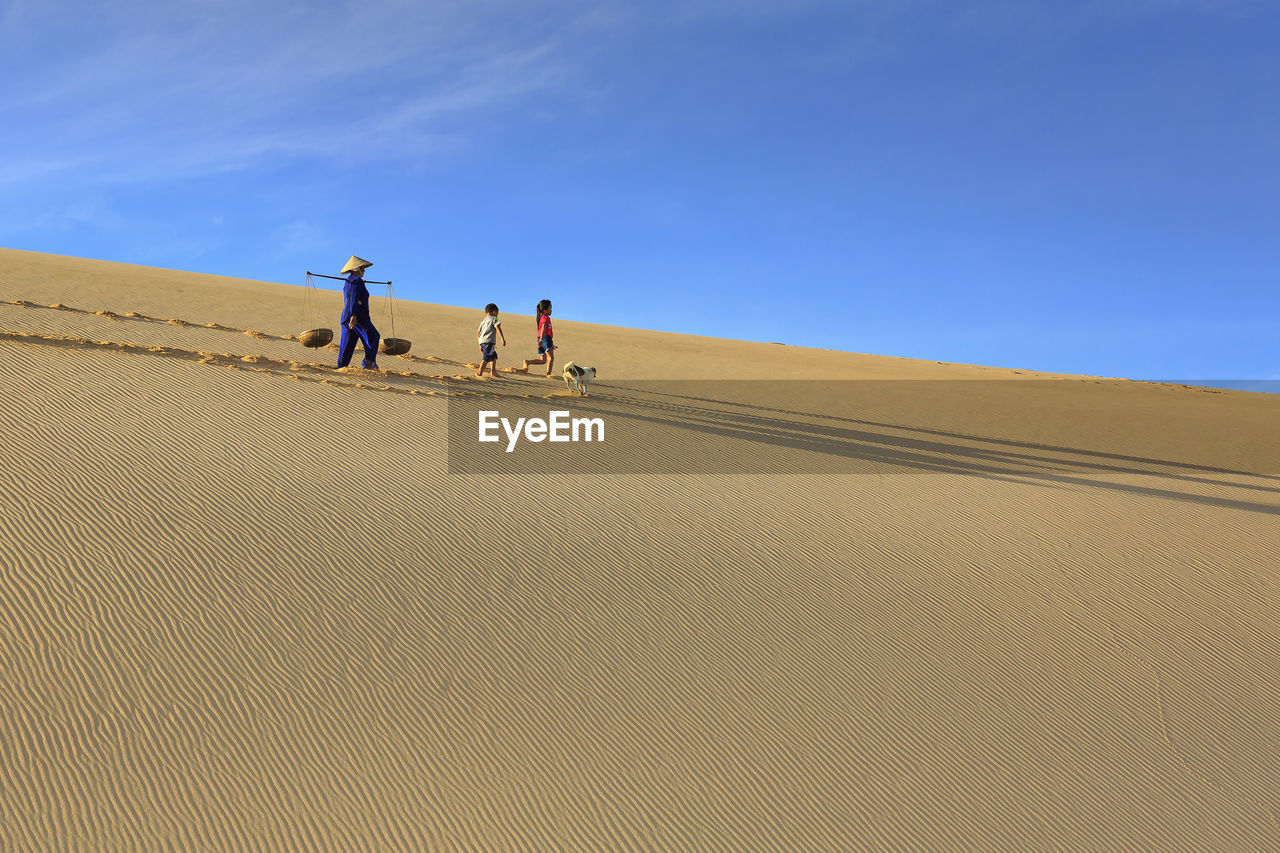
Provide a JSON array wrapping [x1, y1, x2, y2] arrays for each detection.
[[485, 303, 498, 313], [535, 299, 551, 320]]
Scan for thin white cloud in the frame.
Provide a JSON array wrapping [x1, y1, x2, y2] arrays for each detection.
[[7, 0, 913, 183], [2, 0, 592, 185], [3, 0, 946, 190]]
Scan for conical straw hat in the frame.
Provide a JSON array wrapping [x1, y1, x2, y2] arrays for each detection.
[[340, 255, 372, 274]]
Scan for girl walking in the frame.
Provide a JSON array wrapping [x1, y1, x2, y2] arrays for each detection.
[[522, 299, 555, 376]]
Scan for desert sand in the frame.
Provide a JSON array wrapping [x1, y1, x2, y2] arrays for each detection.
[[1, 246, 1278, 850]]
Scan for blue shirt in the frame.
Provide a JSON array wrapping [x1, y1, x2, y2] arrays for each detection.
[[341, 273, 370, 323]]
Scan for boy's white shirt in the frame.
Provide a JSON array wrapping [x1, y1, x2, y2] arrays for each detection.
[[477, 314, 501, 343]]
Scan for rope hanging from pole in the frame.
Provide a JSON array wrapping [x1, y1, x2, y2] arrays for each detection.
[[379, 278, 411, 356], [298, 272, 333, 349], [386, 281, 396, 340]]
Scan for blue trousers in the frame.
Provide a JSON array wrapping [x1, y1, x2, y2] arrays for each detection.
[[338, 317, 380, 368]]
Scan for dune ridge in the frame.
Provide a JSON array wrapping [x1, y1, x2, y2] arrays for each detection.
[[2, 248, 1279, 850]]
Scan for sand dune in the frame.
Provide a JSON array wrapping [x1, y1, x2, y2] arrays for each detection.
[[1, 247, 1278, 850]]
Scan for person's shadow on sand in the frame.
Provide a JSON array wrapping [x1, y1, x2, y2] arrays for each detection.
[[571, 383, 1280, 516]]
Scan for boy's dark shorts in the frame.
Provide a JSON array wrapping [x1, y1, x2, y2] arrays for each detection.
[[480, 342, 497, 363], [538, 335, 556, 355]]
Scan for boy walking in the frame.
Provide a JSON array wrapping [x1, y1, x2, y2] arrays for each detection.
[[476, 303, 506, 376]]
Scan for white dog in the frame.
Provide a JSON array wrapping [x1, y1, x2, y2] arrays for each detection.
[[562, 361, 596, 396]]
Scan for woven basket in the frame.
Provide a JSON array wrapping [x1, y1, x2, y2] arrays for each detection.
[[380, 337, 411, 356], [299, 328, 333, 348]]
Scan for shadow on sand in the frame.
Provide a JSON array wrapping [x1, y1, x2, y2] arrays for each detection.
[[551, 382, 1280, 516]]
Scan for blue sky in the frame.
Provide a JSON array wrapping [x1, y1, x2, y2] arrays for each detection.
[[3, 0, 1277, 379]]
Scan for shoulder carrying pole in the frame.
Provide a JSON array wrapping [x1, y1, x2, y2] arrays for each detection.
[[306, 270, 392, 285]]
